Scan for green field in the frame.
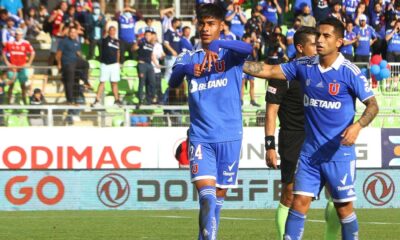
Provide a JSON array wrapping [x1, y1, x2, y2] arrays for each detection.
[[0, 209, 399, 239]]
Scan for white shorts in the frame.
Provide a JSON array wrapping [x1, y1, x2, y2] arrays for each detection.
[[100, 63, 120, 82]]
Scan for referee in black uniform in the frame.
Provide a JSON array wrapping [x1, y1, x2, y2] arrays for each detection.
[[264, 27, 318, 239]]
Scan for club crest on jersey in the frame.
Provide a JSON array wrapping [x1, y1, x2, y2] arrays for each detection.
[[329, 82, 340, 95], [191, 164, 198, 174], [214, 60, 225, 73]]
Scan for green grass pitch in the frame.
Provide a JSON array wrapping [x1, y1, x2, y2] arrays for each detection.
[[0, 209, 399, 239]]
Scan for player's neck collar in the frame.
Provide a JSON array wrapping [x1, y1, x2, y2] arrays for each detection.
[[318, 53, 344, 73]]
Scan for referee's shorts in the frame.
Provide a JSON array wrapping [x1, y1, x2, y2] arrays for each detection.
[[100, 63, 120, 82], [278, 130, 305, 184]]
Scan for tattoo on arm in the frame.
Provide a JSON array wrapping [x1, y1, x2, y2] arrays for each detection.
[[358, 97, 379, 127], [243, 61, 264, 75]]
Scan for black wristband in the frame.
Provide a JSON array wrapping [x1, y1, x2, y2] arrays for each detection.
[[265, 136, 275, 150]]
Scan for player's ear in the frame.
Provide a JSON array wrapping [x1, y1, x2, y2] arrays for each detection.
[[218, 20, 224, 32], [295, 44, 303, 54], [336, 37, 344, 49]]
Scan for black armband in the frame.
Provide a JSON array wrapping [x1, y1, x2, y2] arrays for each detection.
[[265, 136, 275, 150]]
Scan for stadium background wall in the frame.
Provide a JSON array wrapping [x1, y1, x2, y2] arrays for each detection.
[[0, 169, 397, 210], [0, 127, 387, 169]]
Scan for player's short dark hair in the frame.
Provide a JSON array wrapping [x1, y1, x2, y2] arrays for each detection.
[[294, 26, 318, 47], [318, 17, 344, 38], [196, 3, 225, 21], [182, 26, 190, 32], [0, 9, 8, 15]]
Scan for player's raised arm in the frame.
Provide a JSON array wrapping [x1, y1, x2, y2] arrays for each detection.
[[169, 52, 202, 88], [243, 61, 287, 80]]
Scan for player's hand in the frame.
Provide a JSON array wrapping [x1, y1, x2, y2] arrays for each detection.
[[200, 49, 218, 72], [340, 122, 362, 146], [193, 64, 202, 77], [266, 149, 278, 169]]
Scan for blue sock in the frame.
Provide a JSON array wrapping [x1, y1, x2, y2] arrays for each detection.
[[197, 186, 217, 240], [341, 212, 359, 240], [215, 197, 224, 230], [284, 209, 306, 240]]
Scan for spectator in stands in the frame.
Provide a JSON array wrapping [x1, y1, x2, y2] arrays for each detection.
[[63, 5, 79, 28], [117, 4, 137, 63], [25, 7, 44, 40], [293, 0, 312, 16], [1, 18, 16, 46], [0, 0, 23, 18], [47, 1, 68, 73], [135, 29, 156, 105], [245, 7, 265, 40], [175, 130, 190, 168], [56, 27, 90, 105], [0, 9, 24, 29], [225, 2, 247, 39], [257, 0, 281, 26], [341, 21, 357, 61], [163, 17, 181, 83], [386, 20, 400, 62], [343, 0, 360, 19], [386, 1, 400, 29], [29, 88, 46, 126], [241, 33, 261, 107], [180, 26, 193, 52], [38, 3, 49, 25], [314, 0, 330, 22], [0, 80, 5, 125], [93, 26, 121, 107], [354, 2, 369, 26], [160, 6, 175, 33], [87, 2, 106, 60], [73, 0, 93, 33], [370, 2, 384, 29], [2, 28, 35, 105], [286, 18, 301, 60], [354, 14, 377, 62], [296, 4, 316, 27], [136, 17, 155, 39], [220, 20, 236, 40], [152, 31, 165, 103], [328, 1, 346, 24]]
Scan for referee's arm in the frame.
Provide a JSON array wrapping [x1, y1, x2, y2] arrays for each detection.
[[265, 102, 280, 169]]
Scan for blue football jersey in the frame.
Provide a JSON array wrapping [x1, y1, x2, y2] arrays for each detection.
[[281, 53, 374, 162], [173, 48, 248, 143]]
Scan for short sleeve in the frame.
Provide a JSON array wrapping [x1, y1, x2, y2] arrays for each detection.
[[280, 60, 297, 81], [370, 27, 377, 38], [173, 51, 191, 68], [349, 72, 374, 102], [164, 31, 171, 43], [266, 79, 288, 104], [226, 10, 234, 17]]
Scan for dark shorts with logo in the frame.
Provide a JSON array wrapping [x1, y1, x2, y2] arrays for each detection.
[[278, 130, 305, 183]]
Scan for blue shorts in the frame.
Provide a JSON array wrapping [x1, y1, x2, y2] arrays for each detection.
[[293, 155, 357, 203], [189, 140, 242, 189]]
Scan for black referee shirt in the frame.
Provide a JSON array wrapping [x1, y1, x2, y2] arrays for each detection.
[[265, 79, 304, 131], [137, 38, 154, 64], [100, 36, 119, 64]]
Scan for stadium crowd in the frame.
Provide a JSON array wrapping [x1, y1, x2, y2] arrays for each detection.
[[0, 0, 399, 106]]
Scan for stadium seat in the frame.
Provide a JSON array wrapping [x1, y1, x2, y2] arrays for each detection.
[[88, 60, 101, 78], [121, 60, 138, 78], [6, 115, 29, 127]]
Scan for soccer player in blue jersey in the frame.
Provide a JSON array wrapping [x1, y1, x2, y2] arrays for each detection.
[[168, 4, 252, 240], [244, 17, 379, 240]]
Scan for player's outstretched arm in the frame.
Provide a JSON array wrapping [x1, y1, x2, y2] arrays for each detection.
[[243, 61, 286, 80], [341, 96, 379, 146], [169, 64, 202, 88], [208, 40, 253, 58]]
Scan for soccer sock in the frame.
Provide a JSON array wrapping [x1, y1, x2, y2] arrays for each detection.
[[284, 209, 306, 240], [275, 203, 289, 240], [340, 212, 359, 240], [215, 197, 224, 228], [324, 198, 340, 240], [197, 186, 217, 240]]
